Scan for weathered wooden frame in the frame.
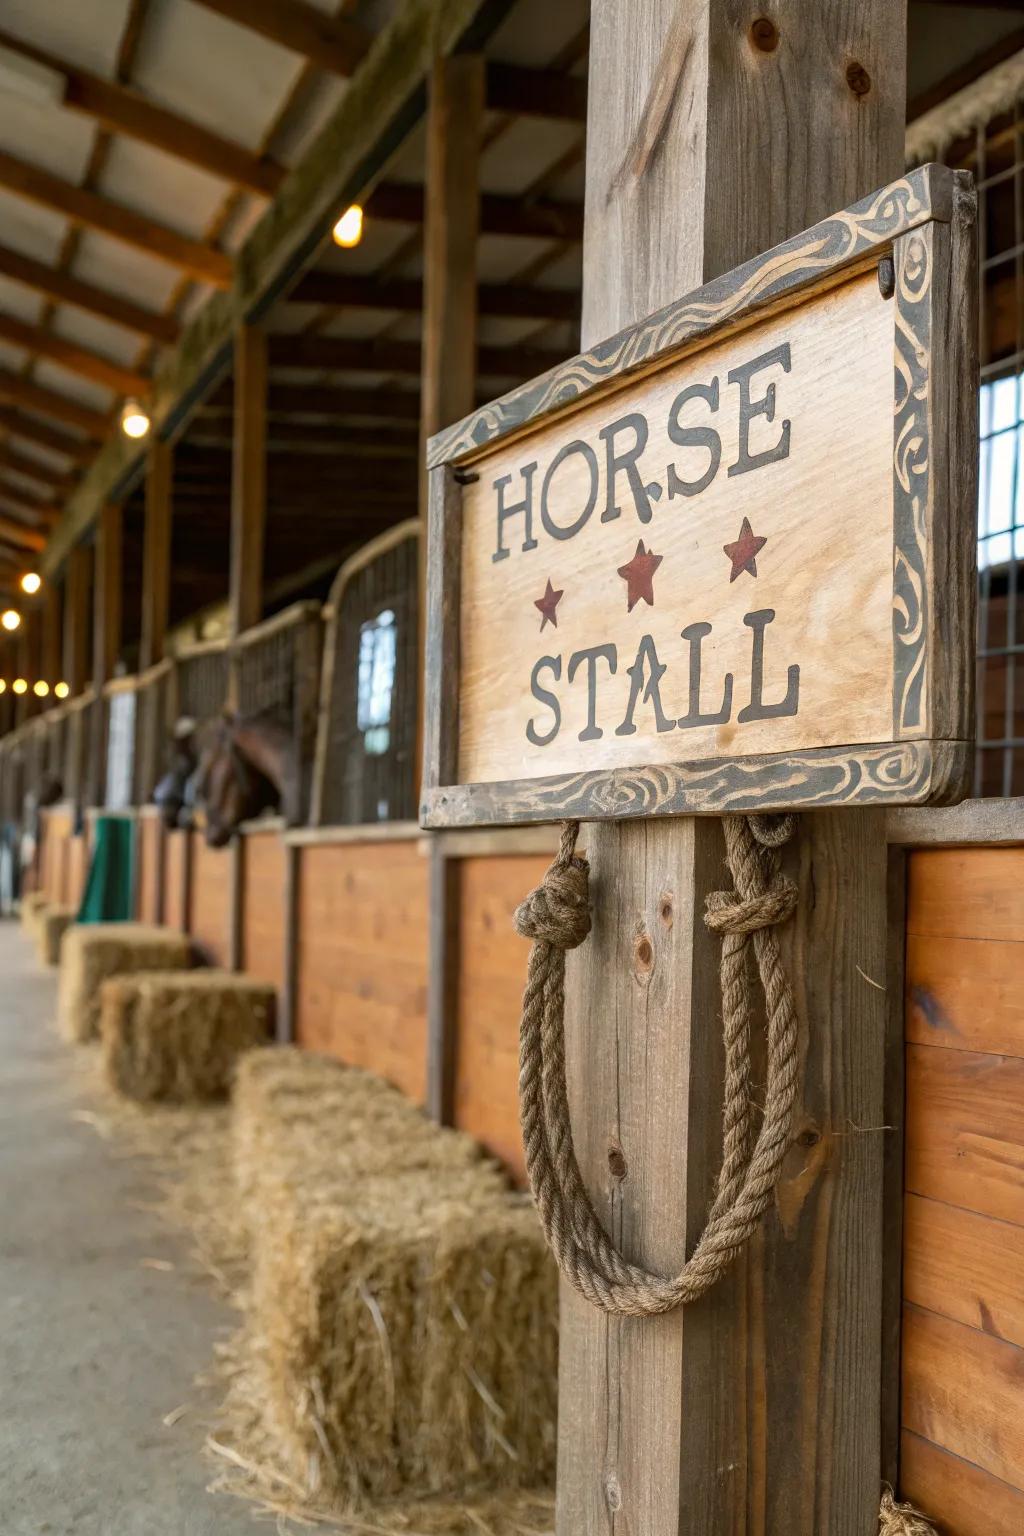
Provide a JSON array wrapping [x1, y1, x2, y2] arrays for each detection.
[[422, 164, 978, 827]]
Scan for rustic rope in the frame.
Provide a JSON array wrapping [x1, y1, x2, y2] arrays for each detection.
[[878, 1488, 939, 1534], [514, 813, 800, 1316]]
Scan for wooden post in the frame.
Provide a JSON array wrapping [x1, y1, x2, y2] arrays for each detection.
[[420, 52, 483, 1122], [41, 581, 61, 689], [558, 7, 904, 1534], [229, 323, 267, 642], [140, 438, 173, 671], [89, 501, 122, 805], [63, 543, 91, 695]]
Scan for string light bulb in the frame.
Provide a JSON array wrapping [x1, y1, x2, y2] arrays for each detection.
[[54, 680, 69, 700], [0, 680, 7, 693], [120, 398, 151, 440], [1, 608, 20, 631], [33, 680, 49, 698], [19, 571, 41, 595], [332, 204, 363, 248], [12, 678, 27, 695]]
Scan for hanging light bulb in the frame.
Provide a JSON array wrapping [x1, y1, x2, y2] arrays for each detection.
[[120, 398, 151, 440], [12, 677, 27, 695], [1, 608, 20, 631], [19, 571, 41, 595], [0, 680, 7, 694], [54, 680, 69, 700], [332, 204, 364, 248], [33, 680, 49, 698]]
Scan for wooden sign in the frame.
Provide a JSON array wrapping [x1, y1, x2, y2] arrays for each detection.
[[421, 165, 977, 827]]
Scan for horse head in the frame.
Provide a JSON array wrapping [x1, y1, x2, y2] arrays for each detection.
[[195, 711, 284, 847]]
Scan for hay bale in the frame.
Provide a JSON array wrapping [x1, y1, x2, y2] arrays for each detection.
[[20, 890, 47, 936], [250, 1172, 557, 1505], [101, 971, 275, 1102], [57, 922, 191, 1043], [232, 1048, 487, 1219], [37, 905, 75, 967]]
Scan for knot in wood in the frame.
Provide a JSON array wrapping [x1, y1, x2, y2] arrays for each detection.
[[514, 860, 591, 949]]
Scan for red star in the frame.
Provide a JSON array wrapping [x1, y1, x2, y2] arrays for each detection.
[[617, 540, 663, 612], [723, 517, 767, 581], [534, 578, 563, 631]]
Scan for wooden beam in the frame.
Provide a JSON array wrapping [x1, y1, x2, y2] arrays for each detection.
[[0, 492, 60, 527], [93, 502, 122, 688], [0, 311, 149, 398], [0, 148, 233, 287], [0, 28, 284, 198], [229, 324, 267, 638], [0, 517, 45, 552], [289, 269, 578, 323], [0, 369, 109, 438], [268, 333, 561, 378], [204, 382, 424, 420], [190, 0, 369, 75], [367, 181, 584, 241], [0, 408, 93, 465], [486, 62, 586, 122], [0, 240, 178, 345], [139, 439, 172, 670], [62, 543, 91, 694], [0, 443, 73, 494], [41, 580, 61, 683], [556, 4, 904, 1533]]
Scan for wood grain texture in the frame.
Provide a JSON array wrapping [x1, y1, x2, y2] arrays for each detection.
[[555, 5, 904, 1534], [900, 1430, 1024, 1536], [907, 933, 1024, 1058], [188, 832, 231, 967], [239, 827, 288, 997], [887, 796, 1024, 846], [425, 840, 459, 1125], [902, 1304, 1024, 1492], [452, 852, 548, 1185], [907, 848, 1024, 941], [293, 839, 428, 1104], [904, 1194, 1024, 1349], [905, 1043, 1024, 1227]]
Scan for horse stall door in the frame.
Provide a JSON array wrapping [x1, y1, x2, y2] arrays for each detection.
[[135, 809, 163, 924], [238, 826, 288, 995], [188, 830, 231, 966], [901, 845, 1024, 1530]]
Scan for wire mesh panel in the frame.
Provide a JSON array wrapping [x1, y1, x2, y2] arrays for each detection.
[[936, 106, 1024, 794], [232, 601, 322, 822], [312, 522, 419, 826], [104, 684, 137, 811], [175, 642, 229, 724]]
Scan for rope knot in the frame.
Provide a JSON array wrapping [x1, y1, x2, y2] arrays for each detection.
[[704, 876, 798, 937], [514, 859, 591, 950]]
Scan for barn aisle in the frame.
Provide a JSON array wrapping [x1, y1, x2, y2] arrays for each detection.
[[0, 921, 251, 1536]]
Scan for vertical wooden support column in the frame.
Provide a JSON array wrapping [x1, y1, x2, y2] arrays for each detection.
[[420, 52, 483, 1122], [41, 581, 61, 689], [14, 619, 32, 723], [63, 544, 91, 696], [90, 502, 122, 805], [558, 7, 904, 1534], [140, 438, 173, 671], [229, 324, 267, 645]]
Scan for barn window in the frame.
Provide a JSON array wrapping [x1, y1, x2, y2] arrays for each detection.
[[356, 609, 397, 758]]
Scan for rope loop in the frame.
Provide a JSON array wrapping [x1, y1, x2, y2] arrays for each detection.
[[516, 812, 802, 1316]]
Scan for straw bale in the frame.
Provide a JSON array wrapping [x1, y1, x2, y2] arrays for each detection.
[[101, 971, 275, 1103], [250, 1171, 557, 1505], [20, 890, 47, 936], [37, 905, 75, 967], [57, 922, 191, 1043]]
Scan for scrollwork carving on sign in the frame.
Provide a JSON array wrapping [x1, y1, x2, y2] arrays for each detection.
[[892, 225, 933, 737]]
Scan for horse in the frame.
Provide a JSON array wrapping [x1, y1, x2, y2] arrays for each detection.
[[152, 717, 201, 831], [193, 711, 299, 848]]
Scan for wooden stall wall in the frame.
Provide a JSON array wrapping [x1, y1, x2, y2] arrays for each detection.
[[901, 846, 1024, 1531], [40, 807, 72, 904], [162, 828, 190, 933], [454, 853, 547, 1185], [293, 833, 428, 1103], [189, 831, 231, 966], [239, 826, 287, 995], [136, 810, 163, 925]]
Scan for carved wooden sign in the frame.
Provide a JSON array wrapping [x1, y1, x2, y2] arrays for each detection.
[[421, 166, 977, 827]]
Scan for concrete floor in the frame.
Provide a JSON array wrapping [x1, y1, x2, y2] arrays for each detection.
[[0, 921, 254, 1536]]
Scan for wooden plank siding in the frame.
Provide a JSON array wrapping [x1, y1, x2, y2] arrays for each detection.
[[239, 828, 288, 996], [65, 832, 88, 912], [293, 838, 429, 1104], [162, 828, 190, 934], [188, 831, 232, 966], [902, 846, 1024, 1529], [453, 853, 546, 1185], [135, 811, 162, 925]]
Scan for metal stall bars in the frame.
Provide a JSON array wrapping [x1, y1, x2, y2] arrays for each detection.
[[310, 521, 419, 828], [230, 601, 323, 825]]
